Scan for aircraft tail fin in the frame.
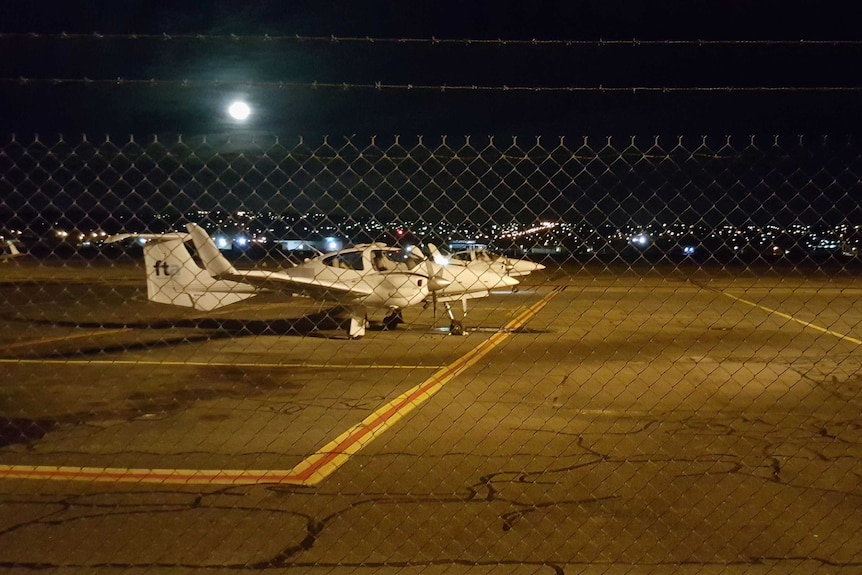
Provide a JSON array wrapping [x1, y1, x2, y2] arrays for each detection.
[[8, 242, 20, 256], [130, 233, 257, 311], [186, 223, 237, 277]]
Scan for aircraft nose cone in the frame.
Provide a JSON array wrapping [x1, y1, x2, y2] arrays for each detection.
[[510, 260, 545, 274]]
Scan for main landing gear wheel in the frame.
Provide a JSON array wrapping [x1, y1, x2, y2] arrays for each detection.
[[449, 320, 464, 336]]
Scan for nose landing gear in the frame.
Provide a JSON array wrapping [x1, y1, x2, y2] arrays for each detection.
[[444, 300, 468, 336], [449, 320, 464, 336]]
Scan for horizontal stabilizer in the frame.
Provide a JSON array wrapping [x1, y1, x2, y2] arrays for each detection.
[[170, 289, 259, 312]]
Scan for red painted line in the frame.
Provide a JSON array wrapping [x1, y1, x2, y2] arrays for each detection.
[[291, 349, 483, 481], [290, 288, 562, 483]]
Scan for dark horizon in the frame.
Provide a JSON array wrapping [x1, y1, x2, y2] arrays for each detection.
[[2, 132, 860, 233]]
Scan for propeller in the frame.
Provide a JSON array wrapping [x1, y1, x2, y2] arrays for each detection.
[[423, 246, 452, 292]]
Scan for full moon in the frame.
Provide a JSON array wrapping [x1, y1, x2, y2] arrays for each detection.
[[228, 101, 251, 121]]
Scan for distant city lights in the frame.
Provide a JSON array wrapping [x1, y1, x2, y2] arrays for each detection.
[[37, 210, 862, 261], [630, 233, 651, 248], [500, 221, 558, 240]]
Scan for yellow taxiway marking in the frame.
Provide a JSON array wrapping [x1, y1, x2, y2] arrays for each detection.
[[0, 328, 133, 351], [289, 286, 563, 485], [0, 358, 441, 370], [719, 289, 862, 346], [0, 287, 563, 486]]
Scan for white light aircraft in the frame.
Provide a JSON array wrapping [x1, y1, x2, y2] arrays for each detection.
[[186, 223, 434, 338], [109, 224, 521, 338], [427, 243, 545, 278], [418, 245, 521, 336]]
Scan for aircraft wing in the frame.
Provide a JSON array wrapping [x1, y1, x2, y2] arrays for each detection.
[[212, 269, 375, 301]]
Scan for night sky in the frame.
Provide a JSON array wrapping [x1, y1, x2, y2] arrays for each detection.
[[1, 1, 861, 138]]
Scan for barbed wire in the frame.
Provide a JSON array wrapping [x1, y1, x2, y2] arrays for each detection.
[[3, 77, 861, 92], [1, 33, 860, 46]]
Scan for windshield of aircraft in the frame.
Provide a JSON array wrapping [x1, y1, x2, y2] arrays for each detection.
[[371, 249, 425, 272], [472, 250, 494, 262], [323, 251, 365, 271], [452, 249, 492, 263]]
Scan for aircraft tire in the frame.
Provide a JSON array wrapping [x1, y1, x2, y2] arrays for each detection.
[[450, 321, 464, 336]]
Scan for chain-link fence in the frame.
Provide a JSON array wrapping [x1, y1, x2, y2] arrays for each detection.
[[1, 133, 861, 571], [4, 133, 861, 261]]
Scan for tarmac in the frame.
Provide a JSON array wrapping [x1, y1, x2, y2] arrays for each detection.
[[0, 258, 861, 573]]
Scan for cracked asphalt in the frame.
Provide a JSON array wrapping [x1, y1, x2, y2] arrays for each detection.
[[0, 262, 861, 573]]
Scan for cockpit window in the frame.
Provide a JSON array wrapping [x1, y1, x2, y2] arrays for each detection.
[[372, 249, 425, 271], [323, 251, 364, 271], [400, 250, 426, 270], [371, 250, 393, 271]]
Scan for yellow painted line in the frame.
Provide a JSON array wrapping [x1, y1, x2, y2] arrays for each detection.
[[0, 328, 133, 351], [0, 358, 441, 370], [0, 287, 562, 486], [719, 290, 862, 346], [0, 465, 299, 485]]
